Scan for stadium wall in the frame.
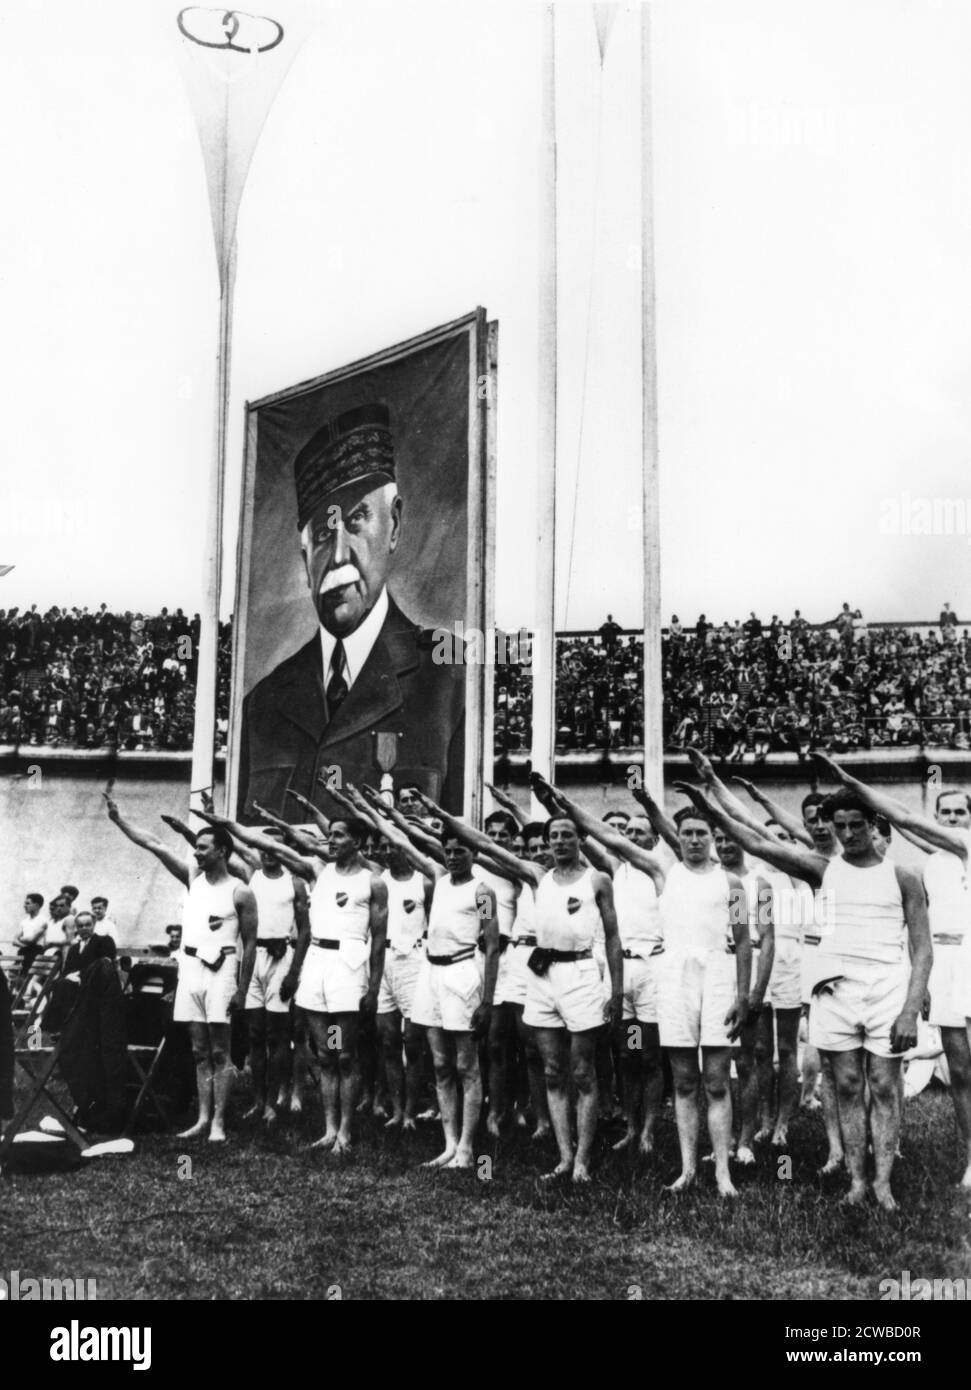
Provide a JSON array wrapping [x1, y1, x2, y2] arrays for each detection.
[[1, 749, 961, 949]]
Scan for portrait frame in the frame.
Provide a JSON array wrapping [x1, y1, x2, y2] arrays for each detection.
[[227, 308, 496, 826]]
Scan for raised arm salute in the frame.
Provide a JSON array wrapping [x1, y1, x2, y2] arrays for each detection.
[[815, 755, 971, 1188], [106, 798, 259, 1146], [534, 774, 666, 1156]]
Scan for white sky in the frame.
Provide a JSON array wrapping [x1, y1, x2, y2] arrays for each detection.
[[1, 0, 970, 631]]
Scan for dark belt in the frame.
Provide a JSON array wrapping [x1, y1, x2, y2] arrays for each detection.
[[258, 938, 292, 961], [310, 937, 341, 951], [183, 944, 235, 971], [515, 935, 538, 948], [933, 932, 963, 947], [477, 934, 512, 955], [622, 943, 664, 960], [527, 946, 592, 978], [427, 946, 477, 966]]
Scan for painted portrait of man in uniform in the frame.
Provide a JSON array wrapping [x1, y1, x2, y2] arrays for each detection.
[[230, 311, 494, 825]]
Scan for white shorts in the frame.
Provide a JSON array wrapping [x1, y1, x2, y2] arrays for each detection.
[[770, 937, 803, 1012], [411, 955, 482, 1032], [621, 951, 662, 1024], [498, 940, 534, 1008], [378, 950, 423, 1018], [173, 951, 239, 1025], [246, 943, 294, 1014], [657, 950, 737, 1049], [809, 960, 909, 1057], [929, 940, 968, 1029], [295, 942, 368, 1015], [523, 956, 605, 1033]]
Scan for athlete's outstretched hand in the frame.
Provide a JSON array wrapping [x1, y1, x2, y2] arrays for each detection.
[[103, 792, 120, 822], [686, 748, 716, 783]]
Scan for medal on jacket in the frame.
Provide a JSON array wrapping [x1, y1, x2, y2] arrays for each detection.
[[374, 730, 401, 806]]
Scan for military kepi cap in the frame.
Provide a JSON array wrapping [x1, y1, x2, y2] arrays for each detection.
[[294, 403, 396, 529]]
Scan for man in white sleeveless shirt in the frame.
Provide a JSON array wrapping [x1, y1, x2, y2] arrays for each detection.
[[713, 828, 775, 1165], [288, 816, 388, 1154], [524, 811, 622, 1183], [243, 831, 309, 1125], [658, 803, 750, 1198], [411, 832, 498, 1168], [806, 788, 931, 1210], [104, 798, 258, 1143], [377, 839, 434, 1131], [814, 756, 971, 1189], [534, 779, 667, 1157]]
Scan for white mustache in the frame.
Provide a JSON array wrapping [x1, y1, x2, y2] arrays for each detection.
[[319, 564, 362, 596]]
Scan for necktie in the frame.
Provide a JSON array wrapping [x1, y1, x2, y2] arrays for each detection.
[[326, 640, 348, 717]]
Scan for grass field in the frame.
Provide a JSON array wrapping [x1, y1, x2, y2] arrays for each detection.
[[4, 1082, 971, 1300]]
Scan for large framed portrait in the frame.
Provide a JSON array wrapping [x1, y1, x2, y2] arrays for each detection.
[[227, 309, 496, 826]]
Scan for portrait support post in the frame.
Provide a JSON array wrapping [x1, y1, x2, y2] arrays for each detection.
[[530, 0, 558, 819], [640, 2, 663, 795]]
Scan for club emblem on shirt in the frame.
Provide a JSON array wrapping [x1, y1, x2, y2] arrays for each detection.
[[403, 900, 416, 913], [207, 915, 223, 931], [566, 898, 581, 915], [335, 892, 348, 908]]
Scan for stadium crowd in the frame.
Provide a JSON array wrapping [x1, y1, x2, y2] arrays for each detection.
[[2, 603, 968, 759], [0, 605, 232, 752], [496, 605, 971, 756]]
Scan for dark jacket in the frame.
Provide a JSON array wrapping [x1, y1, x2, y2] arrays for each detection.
[[239, 596, 465, 822]]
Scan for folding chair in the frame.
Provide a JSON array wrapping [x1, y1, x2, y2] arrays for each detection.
[[1, 1031, 90, 1162], [122, 958, 181, 1135]]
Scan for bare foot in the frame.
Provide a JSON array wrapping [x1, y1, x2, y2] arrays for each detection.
[[177, 1119, 210, 1140], [540, 1159, 573, 1182], [771, 1126, 789, 1147], [242, 1102, 263, 1121], [572, 1163, 592, 1184], [753, 1127, 772, 1144], [289, 1094, 303, 1115], [262, 1106, 278, 1126], [275, 1091, 289, 1110], [819, 1152, 844, 1176], [612, 1131, 636, 1153], [446, 1148, 474, 1169], [371, 1101, 388, 1120], [208, 1122, 227, 1143], [531, 1123, 552, 1142], [356, 1095, 373, 1115], [384, 1113, 404, 1129], [486, 1113, 501, 1138], [735, 1146, 756, 1166], [873, 1181, 898, 1212], [842, 1181, 868, 1207], [665, 1171, 695, 1193], [422, 1146, 457, 1168], [716, 1175, 739, 1198], [311, 1130, 339, 1150], [417, 1107, 439, 1123], [801, 1095, 821, 1112], [332, 1134, 354, 1156], [959, 1162, 971, 1189], [514, 1109, 529, 1129], [638, 1134, 655, 1158], [401, 1117, 417, 1134]]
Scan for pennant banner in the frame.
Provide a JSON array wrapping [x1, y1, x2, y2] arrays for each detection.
[[592, 1, 621, 65], [161, 2, 321, 286]]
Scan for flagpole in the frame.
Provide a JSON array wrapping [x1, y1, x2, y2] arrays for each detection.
[[190, 241, 236, 814], [531, 1, 558, 816], [640, 2, 663, 797]]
